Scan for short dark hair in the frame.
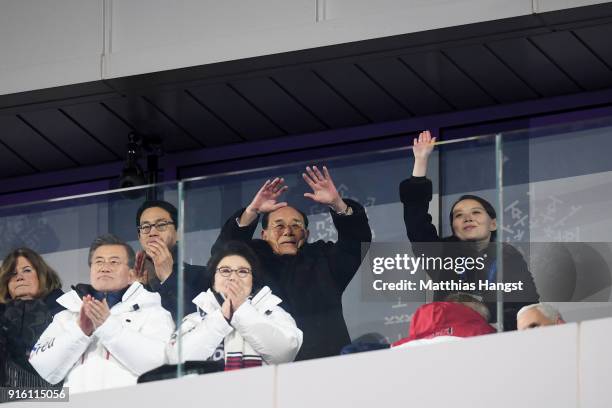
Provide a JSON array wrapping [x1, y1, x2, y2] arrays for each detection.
[[0, 248, 62, 303], [136, 200, 178, 229], [88, 234, 136, 268], [207, 241, 263, 295], [261, 206, 309, 230], [449, 194, 497, 241]]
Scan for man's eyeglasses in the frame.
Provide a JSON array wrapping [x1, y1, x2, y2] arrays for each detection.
[[271, 222, 304, 233], [93, 259, 127, 269], [216, 267, 252, 278], [137, 220, 174, 234]]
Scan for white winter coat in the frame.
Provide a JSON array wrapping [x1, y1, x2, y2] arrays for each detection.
[[168, 286, 302, 365], [29, 282, 174, 394]]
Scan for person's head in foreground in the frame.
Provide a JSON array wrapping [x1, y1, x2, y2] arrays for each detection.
[[392, 296, 496, 348], [517, 303, 565, 330]]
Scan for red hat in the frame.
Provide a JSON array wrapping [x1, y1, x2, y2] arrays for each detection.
[[392, 302, 495, 347]]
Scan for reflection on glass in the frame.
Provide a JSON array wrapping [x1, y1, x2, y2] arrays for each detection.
[[1, 182, 183, 394], [500, 116, 612, 323], [1, 114, 612, 395]]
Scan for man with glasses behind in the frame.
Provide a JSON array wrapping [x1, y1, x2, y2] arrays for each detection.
[[135, 200, 208, 320], [30, 234, 174, 393], [212, 165, 372, 360]]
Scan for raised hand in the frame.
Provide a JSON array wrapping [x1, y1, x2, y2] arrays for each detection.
[[144, 237, 174, 282], [413, 130, 436, 160], [412, 130, 437, 177], [249, 178, 288, 213], [240, 177, 289, 226], [303, 166, 347, 212]]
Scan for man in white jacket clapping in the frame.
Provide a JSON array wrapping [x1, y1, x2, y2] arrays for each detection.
[[30, 234, 174, 394]]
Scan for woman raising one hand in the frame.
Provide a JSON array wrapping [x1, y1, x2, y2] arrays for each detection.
[[399, 130, 539, 331]]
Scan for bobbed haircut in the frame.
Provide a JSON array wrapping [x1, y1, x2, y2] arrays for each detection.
[[449, 194, 497, 242], [207, 241, 263, 295], [0, 247, 62, 303]]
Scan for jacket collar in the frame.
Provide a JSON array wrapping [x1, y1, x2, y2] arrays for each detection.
[[57, 281, 145, 313]]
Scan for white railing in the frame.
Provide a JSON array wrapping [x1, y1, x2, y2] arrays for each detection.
[[17, 316, 609, 408]]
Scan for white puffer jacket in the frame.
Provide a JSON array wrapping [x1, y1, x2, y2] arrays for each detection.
[[29, 282, 174, 394], [168, 286, 302, 365]]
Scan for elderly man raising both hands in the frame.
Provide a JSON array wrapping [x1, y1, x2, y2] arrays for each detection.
[[212, 165, 372, 361]]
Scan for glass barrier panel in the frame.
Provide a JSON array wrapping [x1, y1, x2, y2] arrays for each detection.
[[500, 115, 612, 328], [432, 134, 507, 331], [180, 142, 446, 364], [0, 181, 186, 396], [6, 114, 612, 394]]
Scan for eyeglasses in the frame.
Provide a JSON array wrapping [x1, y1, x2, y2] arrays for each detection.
[[216, 267, 252, 278], [271, 222, 304, 233], [137, 220, 174, 234], [93, 259, 127, 269]]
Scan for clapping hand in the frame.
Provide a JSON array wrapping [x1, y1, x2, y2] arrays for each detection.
[[78, 297, 95, 336], [220, 280, 249, 321], [144, 237, 174, 282], [79, 295, 111, 335], [85, 297, 111, 329]]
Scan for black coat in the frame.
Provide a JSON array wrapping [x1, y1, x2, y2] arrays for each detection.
[[212, 199, 372, 360], [1, 288, 64, 386], [399, 176, 539, 330], [141, 247, 209, 322]]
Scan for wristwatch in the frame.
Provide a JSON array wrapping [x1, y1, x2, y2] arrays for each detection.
[[334, 205, 353, 216]]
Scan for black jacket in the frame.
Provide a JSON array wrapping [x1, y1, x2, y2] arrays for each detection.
[[1, 288, 64, 387], [212, 199, 372, 360], [142, 249, 210, 322], [399, 176, 539, 330]]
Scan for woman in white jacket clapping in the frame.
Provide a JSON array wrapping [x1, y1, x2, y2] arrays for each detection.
[[168, 241, 302, 369]]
